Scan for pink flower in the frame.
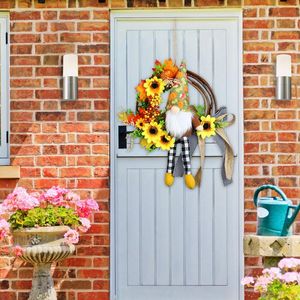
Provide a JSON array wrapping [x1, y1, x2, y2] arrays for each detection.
[[65, 191, 80, 203], [2, 187, 39, 212], [78, 218, 91, 233], [0, 204, 5, 216], [241, 276, 254, 286], [64, 229, 79, 244], [0, 219, 10, 241], [262, 267, 281, 279], [254, 275, 272, 293], [281, 272, 300, 284], [12, 245, 24, 257], [40, 186, 69, 206], [76, 199, 99, 218], [278, 258, 300, 270]]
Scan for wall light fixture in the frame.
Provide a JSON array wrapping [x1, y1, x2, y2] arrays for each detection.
[[276, 54, 291, 100], [63, 54, 78, 101]]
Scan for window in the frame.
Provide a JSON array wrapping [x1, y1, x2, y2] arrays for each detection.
[[0, 13, 9, 165]]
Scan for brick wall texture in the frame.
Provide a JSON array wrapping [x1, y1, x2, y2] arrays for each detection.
[[0, 0, 299, 299]]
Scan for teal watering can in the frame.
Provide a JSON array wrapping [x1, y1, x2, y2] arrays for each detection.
[[253, 185, 300, 236]]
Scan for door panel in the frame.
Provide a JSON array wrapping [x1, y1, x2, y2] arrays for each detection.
[[111, 10, 242, 300]]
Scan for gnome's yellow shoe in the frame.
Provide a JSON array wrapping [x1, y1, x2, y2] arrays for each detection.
[[165, 173, 174, 187], [184, 174, 196, 189]]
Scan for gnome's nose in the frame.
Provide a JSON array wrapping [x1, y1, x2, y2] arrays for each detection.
[[171, 106, 180, 114]]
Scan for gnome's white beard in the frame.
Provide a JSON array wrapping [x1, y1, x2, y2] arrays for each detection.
[[166, 110, 193, 139]]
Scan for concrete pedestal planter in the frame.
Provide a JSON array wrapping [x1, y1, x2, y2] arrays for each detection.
[[12, 226, 75, 300]]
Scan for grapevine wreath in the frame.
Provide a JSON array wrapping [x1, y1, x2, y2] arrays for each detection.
[[119, 59, 235, 189]]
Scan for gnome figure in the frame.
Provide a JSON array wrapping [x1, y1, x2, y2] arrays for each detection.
[[164, 62, 201, 189]]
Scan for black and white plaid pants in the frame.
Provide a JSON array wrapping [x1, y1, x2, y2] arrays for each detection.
[[166, 136, 191, 175]]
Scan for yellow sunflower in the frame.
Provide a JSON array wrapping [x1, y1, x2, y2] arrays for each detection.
[[155, 132, 175, 151], [135, 118, 146, 129], [142, 121, 162, 143], [144, 76, 165, 97], [197, 115, 216, 139], [140, 138, 154, 151]]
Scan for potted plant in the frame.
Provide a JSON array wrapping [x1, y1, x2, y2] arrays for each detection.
[[0, 186, 99, 300], [241, 258, 300, 300]]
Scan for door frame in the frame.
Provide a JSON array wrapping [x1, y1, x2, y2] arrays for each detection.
[[110, 9, 244, 300]]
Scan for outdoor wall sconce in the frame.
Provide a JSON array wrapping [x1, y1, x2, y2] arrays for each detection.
[[276, 54, 291, 100], [63, 54, 78, 101]]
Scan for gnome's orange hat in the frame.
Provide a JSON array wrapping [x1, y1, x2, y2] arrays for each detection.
[[166, 61, 190, 112]]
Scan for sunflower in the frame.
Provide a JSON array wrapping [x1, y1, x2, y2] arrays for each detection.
[[135, 118, 146, 129], [140, 138, 155, 151], [155, 132, 175, 151], [197, 115, 216, 139], [142, 121, 162, 143], [161, 59, 179, 80], [135, 80, 147, 101], [144, 76, 165, 97]]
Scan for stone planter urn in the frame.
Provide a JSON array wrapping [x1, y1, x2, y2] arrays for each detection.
[[12, 226, 75, 300]]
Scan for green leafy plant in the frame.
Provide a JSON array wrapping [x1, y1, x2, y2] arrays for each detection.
[[260, 281, 300, 300], [9, 206, 80, 230]]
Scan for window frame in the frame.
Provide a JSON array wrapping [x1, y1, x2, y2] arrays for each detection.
[[0, 13, 9, 165]]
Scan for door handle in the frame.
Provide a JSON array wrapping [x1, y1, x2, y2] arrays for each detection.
[[118, 125, 133, 149]]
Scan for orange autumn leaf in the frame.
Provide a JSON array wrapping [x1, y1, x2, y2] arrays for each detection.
[[135, 80, 147, 101], [161, 59, 178, 80]]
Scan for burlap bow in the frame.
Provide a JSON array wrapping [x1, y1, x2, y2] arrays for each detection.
[[173, 107, 235, 186]]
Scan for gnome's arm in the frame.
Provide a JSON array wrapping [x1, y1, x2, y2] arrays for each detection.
[[192, 114, 202, 131]]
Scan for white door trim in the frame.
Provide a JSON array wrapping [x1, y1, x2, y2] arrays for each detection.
[[110, 9, 244, 300]]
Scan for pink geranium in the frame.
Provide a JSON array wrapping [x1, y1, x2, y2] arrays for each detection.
[[281, 272, 300, 284], [78, 218, 91, 233], [64, 229, 79, 244], [65, 191, 80, 203], [254, 275, 273, 293], [278, 258, 300, 270], [0, 219, 10, 241], [40, 186, 69, 206], [241, 276, 254, 286], [12, 245, 24, 257], [262, 267, 282, 280], [2, 187, 39, 212], [76, 199, 99, 218]]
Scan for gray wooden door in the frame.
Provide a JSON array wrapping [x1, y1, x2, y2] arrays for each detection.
[[111, 10, 243, 300]]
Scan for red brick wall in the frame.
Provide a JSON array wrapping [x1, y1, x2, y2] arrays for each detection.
[[243, 3, 300, 300], [0, 0, 299, 300], [1, 1, 110, 300]]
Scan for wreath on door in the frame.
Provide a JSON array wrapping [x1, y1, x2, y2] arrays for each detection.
[[119, 59, 235, 189]]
